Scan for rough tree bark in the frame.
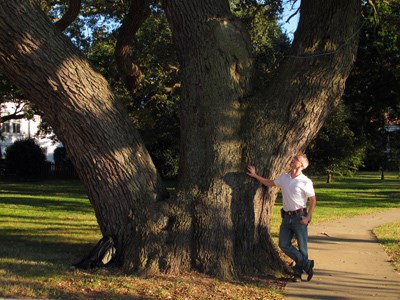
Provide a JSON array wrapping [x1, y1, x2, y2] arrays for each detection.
[[162, 0, 255, 278], [0, 0, 361, 279], [164, 0, 360, 278]]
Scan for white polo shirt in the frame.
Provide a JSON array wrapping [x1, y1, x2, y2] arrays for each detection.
[[274, 173, 315, 211]]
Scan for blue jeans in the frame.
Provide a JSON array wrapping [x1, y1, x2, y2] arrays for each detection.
[[279, 211, 309, 275]]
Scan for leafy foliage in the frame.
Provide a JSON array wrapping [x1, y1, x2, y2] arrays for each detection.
[[0, 76, 24, 100], [234, 3, 291, 90], [343, 0, 400, 171], [307, 103, 366, 180], [309, 0, 400, 177], [230, 0, 284, 17], [127, 13, 180, 178]]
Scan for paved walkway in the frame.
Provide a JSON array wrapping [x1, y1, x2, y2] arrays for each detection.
[[284, 208, 400, 299]]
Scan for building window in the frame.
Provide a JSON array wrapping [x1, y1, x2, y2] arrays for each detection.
[[1, 122, 10, 133], [12, 122, 21, 133]]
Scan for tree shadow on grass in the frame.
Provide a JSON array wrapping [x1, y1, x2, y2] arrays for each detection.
[[0, 236, 96, 268], [0, 196, 94, 213]]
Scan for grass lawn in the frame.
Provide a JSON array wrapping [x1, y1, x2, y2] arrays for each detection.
[[270, 172, 400, 235], [0, 172, 399, 299], [374, 222, 400, 272]]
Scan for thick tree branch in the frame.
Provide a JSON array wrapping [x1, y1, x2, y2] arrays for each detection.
[[0, 101, 27, 123], [115, 0, 151, 98], [285, 7, 300, 24], [54, 0, 82, 31], [0, 113, 26, 123]]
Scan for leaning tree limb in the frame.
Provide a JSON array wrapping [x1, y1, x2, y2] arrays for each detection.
[[54, 0, 82, 31], [115, 0, 152, 97]]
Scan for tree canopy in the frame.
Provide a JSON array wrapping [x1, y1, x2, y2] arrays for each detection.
[[343, 0, 400, 171]]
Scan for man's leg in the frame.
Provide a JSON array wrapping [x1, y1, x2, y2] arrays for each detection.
[[279, 217, 304, 277], [293, 214, 314, 281], [293, 216, 308, 267]]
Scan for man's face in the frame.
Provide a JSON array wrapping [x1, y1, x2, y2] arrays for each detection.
[[290, 155, 303, 169]]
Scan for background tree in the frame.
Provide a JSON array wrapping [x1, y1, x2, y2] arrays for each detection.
[[85, 10, 182, 179], [306, 0, 399, 179], [0, 77, 35, 125], [343, 0, 400, 172], [386, 128, 400, 175], [307, 102, 366, 183], [0, 0, 361, 279]]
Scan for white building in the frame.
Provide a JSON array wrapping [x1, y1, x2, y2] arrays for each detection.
[[0, 102, 61, 162]]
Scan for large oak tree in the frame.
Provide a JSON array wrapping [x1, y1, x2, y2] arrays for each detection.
[[0, 0, 360, 279]]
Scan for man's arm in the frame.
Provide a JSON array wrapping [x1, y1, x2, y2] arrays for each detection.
[[246, 165, 276, 187], [301, 195, 316, 225]]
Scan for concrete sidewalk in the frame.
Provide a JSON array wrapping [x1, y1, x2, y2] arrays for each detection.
[[284, 208, 400, 299]]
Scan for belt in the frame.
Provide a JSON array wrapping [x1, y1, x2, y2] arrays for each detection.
[[282, 208, 305, 216]]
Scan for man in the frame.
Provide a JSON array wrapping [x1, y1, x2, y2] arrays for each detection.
[[246, 154, 316, 282]]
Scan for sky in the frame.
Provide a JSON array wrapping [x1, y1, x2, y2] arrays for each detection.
[[280, 1, 300, 40]]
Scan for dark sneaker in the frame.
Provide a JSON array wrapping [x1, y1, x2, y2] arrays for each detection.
[[305, 260, 314, 281], [292, 274, 302, 282]]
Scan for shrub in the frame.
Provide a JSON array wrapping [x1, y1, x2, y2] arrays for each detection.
[[54, 146, 69, 166], [53, 146, 78, 179], [5, 139, 46, 179]]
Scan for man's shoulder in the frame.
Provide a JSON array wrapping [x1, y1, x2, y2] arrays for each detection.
[[298, 173, 313, 183]]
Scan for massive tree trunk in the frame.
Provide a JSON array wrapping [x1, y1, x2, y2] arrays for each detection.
[[163, 0, 254, 278], [0, 0, 360, 279], [164, 0, 360, 278], [0, 1, 169, 274]]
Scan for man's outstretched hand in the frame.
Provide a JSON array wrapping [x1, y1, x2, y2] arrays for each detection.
[[246, 165, 256, 177]]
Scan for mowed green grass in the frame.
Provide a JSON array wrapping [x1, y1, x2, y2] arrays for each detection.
[[271, 172, 400, 234], [0, 173, 399, 299], [0, 180, 102, 299], [374, 222, 400, 272]]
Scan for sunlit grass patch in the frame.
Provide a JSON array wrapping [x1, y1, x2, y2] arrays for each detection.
[[374, 222, 400, 272]]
